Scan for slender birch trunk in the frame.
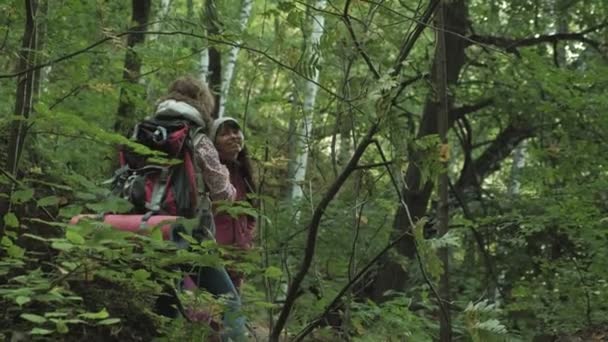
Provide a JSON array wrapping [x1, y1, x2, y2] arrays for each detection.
[[35, 0, 48, 98], [150, 0, 170, 41], [217, 0, 253, 118], [289, 0, 327, 203], [145, 0, 170, 100], [203, 0, 222, 117], [200, 48, 209, 83], [197, 0, 208, 83], [508, 141, 527, 196]]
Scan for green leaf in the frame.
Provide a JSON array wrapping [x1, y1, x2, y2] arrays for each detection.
[[55, 321, 69, 334], [428, 230, 461, 249], [177, 232, 198, 244], [60, 261, 79, 271], [475, 319, 507, 334], [58, 205, 83, 219], [7, 245, 25, 258], [75, 192, 97, 201], [30, 328, 54, 335], [16, 296, 30, 306], [277, 1, 295, 12], [3, 212, 19, 228], [37, 196, 60, 207], [150, 227, 163, 241], [51, 241, 74, 251], [21, 313, 47, 324], [63, 319, 86, 324], [79, 308, 109, 320], [45, 312, 69, 318], [132, 269, 150, 282], [11, 188, 34, 204], [264, 266, 283, 279], [66, 230, 85, 245], [1, 236, 13, 247], [85, 197, 133, 214], [97, 318, 120, 325]]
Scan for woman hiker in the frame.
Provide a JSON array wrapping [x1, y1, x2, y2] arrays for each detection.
[[209, 117, 257, 292]]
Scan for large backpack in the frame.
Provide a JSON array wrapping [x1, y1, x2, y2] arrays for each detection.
[[104, 111, 224, 322], [109, 115, 214, 239]]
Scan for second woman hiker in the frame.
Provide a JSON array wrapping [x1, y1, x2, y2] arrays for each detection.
[[210, 117, 257, 291]]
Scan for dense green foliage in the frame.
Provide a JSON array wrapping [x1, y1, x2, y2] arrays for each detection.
[[1, 0, 607, 341]]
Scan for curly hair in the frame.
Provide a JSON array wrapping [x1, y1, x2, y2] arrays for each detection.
[[158, 76, 215, 131]]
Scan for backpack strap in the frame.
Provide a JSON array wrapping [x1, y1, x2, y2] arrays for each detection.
[[130, 123, 141, 140], [102, 164, 130, 186], [146, 167, 169, 212], [189, 127, 206, 151], [139, 211, 155, 230]]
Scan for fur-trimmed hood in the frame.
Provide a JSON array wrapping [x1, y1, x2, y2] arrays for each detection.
[[154, 99, 206, 128]]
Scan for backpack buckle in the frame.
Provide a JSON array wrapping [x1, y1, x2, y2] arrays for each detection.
[[152, 126, 168, 143], [139, 211, 155, 230]]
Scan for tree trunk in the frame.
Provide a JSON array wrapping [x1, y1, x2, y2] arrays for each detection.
[[456, 121, 534, 192], [436, 1, 452, 340], [553, 0, 569, 67], [114, 0, 151, 135], [7, 0, 41, 176], [288, 0, 327, 204], [150, 0, 171, 41], [508, 141, 527, 196], [217, 0, 253, 118], [27, 0, 49, 170], [204, 0, 222, 118], [187, 0, 193, 18], [199, 49, 210, 83], [33, 0, 48, 100], [370, 0, 468, 301], [2, 0, 40, 236], [146, 0, 170, 100], [196, 0, 208, 83]]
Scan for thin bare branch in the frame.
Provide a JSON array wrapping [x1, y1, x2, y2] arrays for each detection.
[[468, 22, 608, 53], [270, 121, 380, 341], [293, 229, 413, 341], [0, 168, 55, 221], [390, 0, 440, 78], [451, 98, 494, 120], [343, 0, 380, 79]]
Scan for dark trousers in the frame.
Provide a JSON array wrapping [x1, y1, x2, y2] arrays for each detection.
[[156, 266, 246, 341]]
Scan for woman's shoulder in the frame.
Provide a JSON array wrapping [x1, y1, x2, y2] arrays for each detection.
[[194, 134, 214, 151]]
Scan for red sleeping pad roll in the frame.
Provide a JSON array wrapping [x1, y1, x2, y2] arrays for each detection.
[[69, 214, 185, 241]]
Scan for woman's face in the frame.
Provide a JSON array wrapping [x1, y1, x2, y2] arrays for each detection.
[[216, 124, 243, 161]]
